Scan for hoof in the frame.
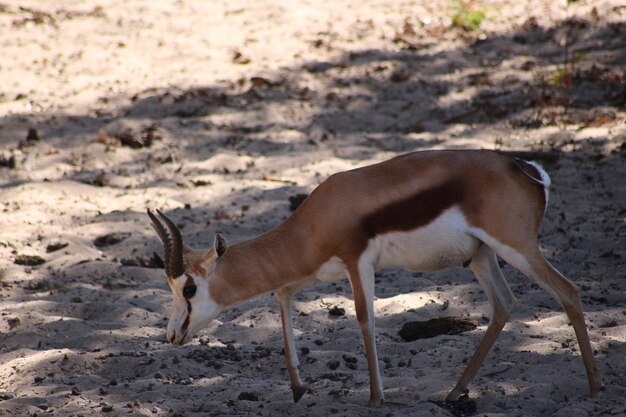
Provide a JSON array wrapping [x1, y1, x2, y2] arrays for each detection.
[[292, 385, 308, 403], [590, 383, 606, 398], [432, 392, 477, 416], [367, 396, 383, 408], [445, 387, 467, 402]]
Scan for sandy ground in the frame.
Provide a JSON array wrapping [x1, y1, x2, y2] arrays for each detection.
[[1, 0, 625, 416]]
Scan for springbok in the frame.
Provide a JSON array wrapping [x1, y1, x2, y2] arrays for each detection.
[[147, 149, 602, 407]]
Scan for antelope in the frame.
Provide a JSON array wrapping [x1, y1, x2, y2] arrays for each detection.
[[147, 149, 603, 407]]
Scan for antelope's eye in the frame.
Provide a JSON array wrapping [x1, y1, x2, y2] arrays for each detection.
[[183, 285, 197, 299]]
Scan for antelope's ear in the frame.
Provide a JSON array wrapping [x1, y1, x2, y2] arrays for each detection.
[[214, 233, 228, 257]]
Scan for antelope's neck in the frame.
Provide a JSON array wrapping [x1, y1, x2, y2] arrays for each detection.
[[209, 221, 325, 306]]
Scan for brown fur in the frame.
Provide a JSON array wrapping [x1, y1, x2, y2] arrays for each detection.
[[208, 150, 547, 305]]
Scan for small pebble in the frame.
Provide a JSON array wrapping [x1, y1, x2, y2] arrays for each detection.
[[0, 392, 15, 400], [26, 128, 40, 141], [328, 306, 345, 317]]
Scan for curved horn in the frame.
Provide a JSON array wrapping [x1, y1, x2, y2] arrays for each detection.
[[147, 209, 171, 277], [156, 209, 185, 278]]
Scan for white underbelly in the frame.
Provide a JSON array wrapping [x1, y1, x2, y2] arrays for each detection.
[[370, 206, 479, 272], [312, 206, 479, 282]]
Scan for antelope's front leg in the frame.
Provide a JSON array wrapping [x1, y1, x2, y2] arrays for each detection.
[[277, 287, 308, 403], [348, 262, 384, 407]]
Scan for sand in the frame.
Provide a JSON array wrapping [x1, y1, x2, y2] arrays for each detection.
[[0, 0, 625, 416]]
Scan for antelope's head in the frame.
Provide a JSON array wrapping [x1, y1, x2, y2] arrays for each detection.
[[147, 209, 228, 345]]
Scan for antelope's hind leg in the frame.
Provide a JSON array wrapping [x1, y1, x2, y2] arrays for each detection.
[[447, 245, 518, 401], [494, 244, 603, 397]]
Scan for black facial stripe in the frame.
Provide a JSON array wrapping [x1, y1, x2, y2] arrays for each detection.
[[180, 274, 195, 335], [181, 300, 191, 334], [180, 274, 197, 334]]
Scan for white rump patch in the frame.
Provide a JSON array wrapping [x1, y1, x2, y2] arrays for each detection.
[[526, 160, 551, 187], [526, 160, 551, 207]]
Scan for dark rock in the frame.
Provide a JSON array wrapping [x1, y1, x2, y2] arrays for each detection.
[[14, 255, 46, 266], [191, 179, 212, 187], [342, 355, 358, 370], [120, 258, 139, 267], [6, 317, 20, 330], [399, 317, 478, 342], [0, 151, 17, 169], [0, 392, 15, 401], [115, 129, 145, 149], [328, 306, 345, 317], [93, 232, 130, 247], [320, 372, 350, 382], [185, 346, 243, 364], [250, 346, 272, 359], [46, 242, 68, 253], [390, 67, 410, 82], [237, 391, 259, 401], [98, 124, 159, 149], [342, 355, 357, 364], [250, 76, 276, 88], [26, 128, 40, 141], [232, 51, 251, 65]]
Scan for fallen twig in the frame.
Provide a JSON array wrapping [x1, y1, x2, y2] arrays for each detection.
[[261, 174, 297, 185]]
